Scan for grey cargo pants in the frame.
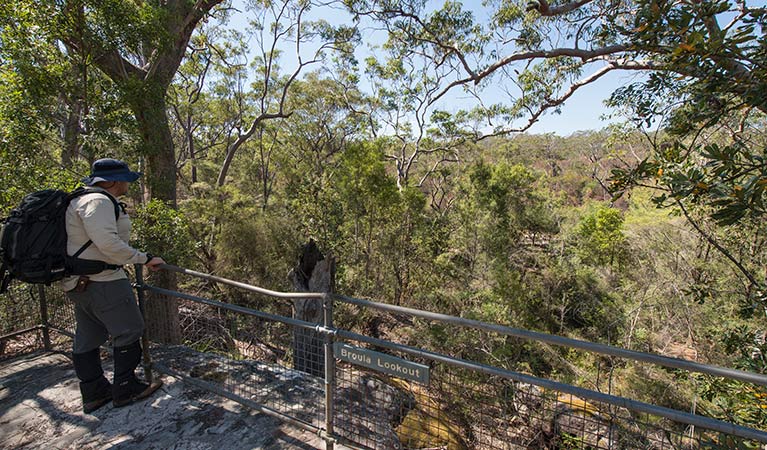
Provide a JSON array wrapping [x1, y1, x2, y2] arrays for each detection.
[[66, 278, 144, 354]]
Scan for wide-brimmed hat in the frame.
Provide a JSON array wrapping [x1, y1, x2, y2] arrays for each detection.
[[82, 158, 142, 186]]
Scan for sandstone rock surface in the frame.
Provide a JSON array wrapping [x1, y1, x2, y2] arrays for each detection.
[[0, 352, 345, 450]]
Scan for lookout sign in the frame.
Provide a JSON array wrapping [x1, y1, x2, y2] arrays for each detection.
[[334, 342, 430, 385]]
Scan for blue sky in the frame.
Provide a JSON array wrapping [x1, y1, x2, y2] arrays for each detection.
[[527, 70, 630, 135], [225, 0, 633, 136]]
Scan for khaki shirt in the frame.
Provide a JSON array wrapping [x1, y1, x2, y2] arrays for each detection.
[[61, 187, 148, 291]]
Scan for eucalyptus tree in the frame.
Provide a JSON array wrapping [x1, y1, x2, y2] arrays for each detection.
[[275, 72, 369, 239], [53, 1, 226, 202], [213, 0, 359, 187], [0, 1, 132, 203], [361, 35, 478, 191], [346, 0, 765, 132], [170, 35, 221, 186], [169, 18, 258, 188], [345, 0, 767, 208], [1, 0, 228, 342]]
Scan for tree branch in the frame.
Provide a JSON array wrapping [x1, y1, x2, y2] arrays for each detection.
[[474, 62, 617, 138], [91, 48, 146, 83], [676, 199, 761, 288], [429, 45, 630, 106], [529, 0, 597, 17], [147, 0, 225, 85]]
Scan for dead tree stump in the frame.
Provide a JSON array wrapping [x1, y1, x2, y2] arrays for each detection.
[[288, 240, 335, 377]]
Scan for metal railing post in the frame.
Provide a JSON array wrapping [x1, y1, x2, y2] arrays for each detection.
[[134, 264, 153, 384], [323, 293, 336, 450], [37, 285, 51, 351]]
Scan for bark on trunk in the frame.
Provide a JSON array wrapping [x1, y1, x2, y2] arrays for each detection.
[[76, 0, 223, 344], [61, 100, 82, 167], [289, 240, 334, 377], [131, 83, 178, 207], [130, 82, 181, 344], [143, 269, 182, 344]]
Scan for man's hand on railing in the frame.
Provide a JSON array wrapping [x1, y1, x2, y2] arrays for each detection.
[[145, 256, 167, 272]]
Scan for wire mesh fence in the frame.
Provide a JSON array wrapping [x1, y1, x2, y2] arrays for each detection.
[[332, 335, 753, 450], [0, 283, 73, 360], [329, 301, 767, 450], [145, 287, 329, 433], [0, 282, 43, 360], [44, 285, 75, 335], [137, 266, 767, 449], [0, 283, 39, 335]]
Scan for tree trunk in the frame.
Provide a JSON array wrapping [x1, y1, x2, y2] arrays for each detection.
[[131, 82, 177, 207], [61, 99, 82, 167], [70, 0, 223, 344], [289, 240, 334, 377], [143, 269, 182, 344], [130, 81, 181, 344]]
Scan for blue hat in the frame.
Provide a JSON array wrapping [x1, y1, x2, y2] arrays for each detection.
[[82, 158, 142, 186]]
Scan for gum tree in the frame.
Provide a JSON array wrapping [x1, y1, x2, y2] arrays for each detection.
[[1, 0, 226, 342], [346, 0, 766, 132]]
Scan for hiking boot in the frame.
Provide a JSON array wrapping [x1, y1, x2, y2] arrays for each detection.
[[112, 377, 163, 407], [113, 340, 162, 407], [73, 348, 112, 413], [80, 376, 112, 413]]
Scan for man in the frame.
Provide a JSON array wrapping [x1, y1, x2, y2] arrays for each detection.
[[63, 158, 166, 413]]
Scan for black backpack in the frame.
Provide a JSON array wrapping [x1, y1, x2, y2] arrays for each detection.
[[0, 187, 123, 293]]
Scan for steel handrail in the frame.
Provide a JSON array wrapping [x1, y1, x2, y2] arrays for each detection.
[[334, 294, 767, 387], [139, 278, 767, 444], [159, 264, 325, 299], [144, 285, 323, 332], [158, 263, 767, 387]]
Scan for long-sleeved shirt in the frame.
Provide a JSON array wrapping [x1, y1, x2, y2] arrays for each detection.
[[61, 187, 148, 291]]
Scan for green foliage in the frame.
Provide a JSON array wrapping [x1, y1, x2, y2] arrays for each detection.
[[216, 207, 301, 291], [607, 128, 767, 303], [79, 1, 169, 56], [463, 161, 559, 260], [0, 1, 140, 166], [611, 0, 767, 133], [539, 264, 623, 339], [131, 199, 193, 267], [0, 153, 85, 215], [721, 326, 767, 373], [181, 185, 302, 291], [611, 140, 767, 227], [337, 141, 399, 212], [5, 0, 767, 438], [574, 204, 629, 267], [0, 2, 67, 161], [702, 434, 764, 450], [696, 373, 767, 431]]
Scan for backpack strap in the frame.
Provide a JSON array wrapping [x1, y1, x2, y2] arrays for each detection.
[[0, 261, 11, 294], [0, 221, 12, 292], [73, 240, 94, 258], [69, 187, 121, 220], [71, 239, 122, 268], [68, 188, 124, 271]]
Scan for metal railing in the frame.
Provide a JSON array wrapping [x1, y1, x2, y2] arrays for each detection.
[[148, 264, 767, 449], [0, 283, 73, 358], [3, 264, 767, 449]]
